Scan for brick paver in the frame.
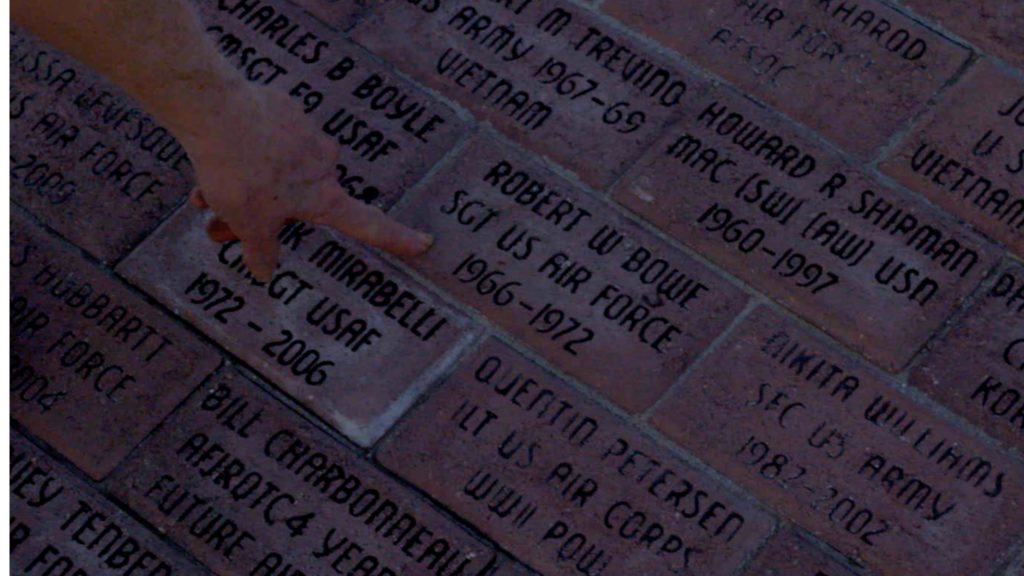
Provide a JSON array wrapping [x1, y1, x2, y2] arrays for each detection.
[[612, 80, 999, 372], [391, 133, 748, 413], [117, 206, 477, 445], [651, 307, 1024, 576], [195, 0, 468, 209], [910, 261, 1024, 452], [377, 338, 774, 575], [11, 431, 211, 574], [352, 0, 695, 190], [602, 0, 970, 158], [741, 529, 860, 576], [11, 207, 220, 479], [108, 368, 509, 575], [881, 61, 1024, 257], [9, 1, 1024, 575], [11, 26, 195, 262]]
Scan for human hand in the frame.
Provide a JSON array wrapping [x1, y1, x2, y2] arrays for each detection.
[[185, 83, 432, 280]]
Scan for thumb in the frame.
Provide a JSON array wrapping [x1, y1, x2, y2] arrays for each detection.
[[240, 229, 281, 282]]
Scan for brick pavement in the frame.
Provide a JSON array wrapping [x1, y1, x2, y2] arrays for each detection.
[[9, 0, 1024, 575]]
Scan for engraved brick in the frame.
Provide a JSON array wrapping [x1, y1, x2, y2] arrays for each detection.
[[108, 369, 506, 576], [909, 261, 1024, 451], [352, 0, 695, 189], [117, 205, 476, 445], [602, 0, 969, 158], [376, 338, 775, 576], [901, 1, 1024, 70], [10, 431, 209, 574], [881, 62, 1024, 256], [10, 27, 194, 263], [193, 0, 467, 209], [10, 208, 220, 479], [651, 307, 1024, 576], [742, 530, 858, 576], [612, 85, 999, 372], [392, 134, 748, 413]]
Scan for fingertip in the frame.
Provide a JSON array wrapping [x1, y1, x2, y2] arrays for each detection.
[[189, 187, 209, 209], [372, 228, 434, 258], [408, 231, 434, 255], [241, 237, 281, 283], [246, 256, 276, 282], [251, 266, 274, 283]]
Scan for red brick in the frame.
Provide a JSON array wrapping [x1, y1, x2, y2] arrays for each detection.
[[612, 86, 999, 372], [107, 369, 507, 576], [602, 0, 969, 158], [10, 27, 194, 263], [10, 207, 220, 479], [392, 134, 749, 413], [376, 338, 775, 576], [880, 61, 1024, 256], [742, 530, 858, 576], [352, 0, 695, 189], [11, 432, 210, 574], [909, 261, 1024, 451], [193, 0, 466, 209], [116, 205, 476, 445], [901, 1, 1024, 70], [651, 307, 1024, 576]]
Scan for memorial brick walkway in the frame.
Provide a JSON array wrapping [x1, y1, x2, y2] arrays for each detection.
[[9, 1, 1024, 574]]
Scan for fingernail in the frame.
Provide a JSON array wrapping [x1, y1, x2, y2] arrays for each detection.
[[417, 232, 434, 251], [247, 261, 272, 282]]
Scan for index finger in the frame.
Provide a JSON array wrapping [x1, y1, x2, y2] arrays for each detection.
[[300, 185, 433, 257]]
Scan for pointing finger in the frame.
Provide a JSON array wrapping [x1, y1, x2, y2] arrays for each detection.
[[307, 190, 432, 257]]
